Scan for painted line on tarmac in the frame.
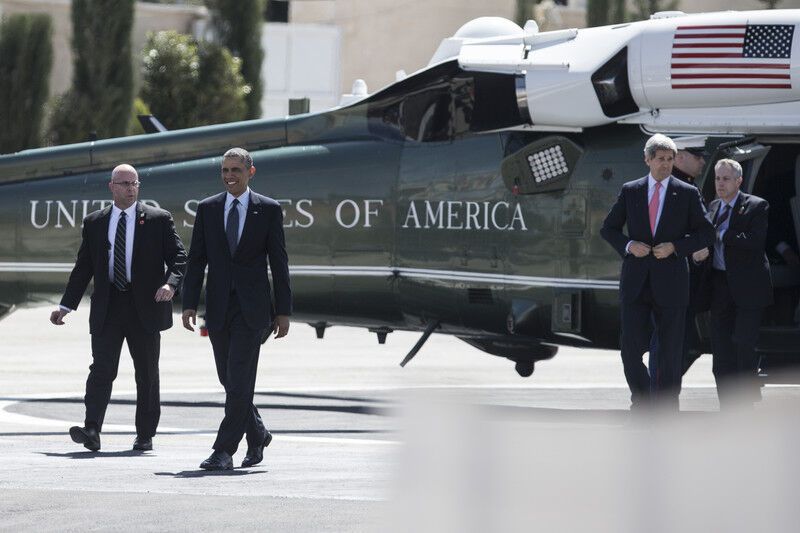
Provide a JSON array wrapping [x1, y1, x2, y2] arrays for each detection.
[[0, 400, 400, 447]]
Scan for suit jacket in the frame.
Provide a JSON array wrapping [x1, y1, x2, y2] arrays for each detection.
[[60, 202, 187, 334], [601, 175, 715, 307], [182, 190, 292, 332], [702, 193, 773, 309]]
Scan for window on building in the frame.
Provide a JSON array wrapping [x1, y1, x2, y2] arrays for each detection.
[[265, 0, 289, 22]]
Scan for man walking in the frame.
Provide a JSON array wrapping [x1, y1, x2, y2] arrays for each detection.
[[50, 164, 186, 451], [692, 159, 772, 408], [601, 134, 714, 410], [182, 148, 291, 470]]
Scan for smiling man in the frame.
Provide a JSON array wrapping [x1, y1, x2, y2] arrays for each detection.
[[601, 134, 714, 411], [182, 148, 292, 470]]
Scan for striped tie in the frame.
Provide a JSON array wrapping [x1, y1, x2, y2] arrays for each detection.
[[113, 212, 128, 290]]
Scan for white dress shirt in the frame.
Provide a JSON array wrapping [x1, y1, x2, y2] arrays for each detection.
[[647, 174, 669, 232], [108, 203, 137, 283], [712, 191, 740, 271], [224, 188, 250, 245], [626, 175, 671, 254], [60, 203, 137, 314]]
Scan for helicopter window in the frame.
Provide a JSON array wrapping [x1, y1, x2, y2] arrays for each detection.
[[365, 60, 528, 143], [400, 85, 452, 142]]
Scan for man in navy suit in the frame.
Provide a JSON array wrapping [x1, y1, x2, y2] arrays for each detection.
[[182, 148, 292, 470], [601, 135, 714, 410], [692, 159, 772, 408]]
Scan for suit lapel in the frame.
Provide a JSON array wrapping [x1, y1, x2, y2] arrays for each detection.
[[97, 205, 113, 283], [636, 177, 650, 236], [210, 192, 231, 258], [708, 199, 718, 223], [728, 193, 745, 228], [131, 202, 146, 280]]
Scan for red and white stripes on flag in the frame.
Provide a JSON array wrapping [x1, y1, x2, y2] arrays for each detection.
[[671, 24, 794, 90]]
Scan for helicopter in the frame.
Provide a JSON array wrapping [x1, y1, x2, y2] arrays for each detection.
[[1, 9, 799, 376]]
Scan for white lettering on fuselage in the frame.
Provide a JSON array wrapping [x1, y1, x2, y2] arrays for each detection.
[[401, 200, 527, 231], [29, 198, 527, 232]]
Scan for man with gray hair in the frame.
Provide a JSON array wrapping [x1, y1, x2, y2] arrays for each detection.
[[601, 134, 714, 410], [692, 158, 772, 408], [182, 147, 292, 470]]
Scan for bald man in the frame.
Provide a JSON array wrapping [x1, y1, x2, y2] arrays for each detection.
[[50, 164, 186, 452]]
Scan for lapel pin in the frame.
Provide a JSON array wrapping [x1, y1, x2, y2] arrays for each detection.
[[139, 219, 144, 225], [738, 206, 745, 214]]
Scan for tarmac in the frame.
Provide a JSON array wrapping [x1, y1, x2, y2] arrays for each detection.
[[2, 305, 800, 532]]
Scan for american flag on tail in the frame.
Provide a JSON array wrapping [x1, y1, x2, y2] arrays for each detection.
[[670, 23, 794, 89]]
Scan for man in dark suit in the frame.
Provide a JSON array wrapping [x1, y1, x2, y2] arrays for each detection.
[[691, 159, 772, 408], [182, 147, 291, 470], [50, 164, 186, 452], [601, 134, 714, 410], [649, 147, 711, 379]]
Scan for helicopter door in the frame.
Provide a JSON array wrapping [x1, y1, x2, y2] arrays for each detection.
[[395, 135, 510, 331], [699, 139, 771, 202]]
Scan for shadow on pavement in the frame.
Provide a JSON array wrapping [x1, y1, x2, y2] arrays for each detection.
[[154, 469, 268, 478], [39, 450, 154, 459]]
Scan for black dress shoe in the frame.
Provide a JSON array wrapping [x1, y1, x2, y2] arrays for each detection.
[[69, 425, 100, 452], [200, 450, 233, 471], [241, 431, 272, 468], [133, 436, 153, 451]]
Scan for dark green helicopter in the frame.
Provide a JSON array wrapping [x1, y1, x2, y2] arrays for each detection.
[[2, 11, 799, 375]]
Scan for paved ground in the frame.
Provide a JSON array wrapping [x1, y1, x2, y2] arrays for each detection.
[[2, 305, 800, 532]]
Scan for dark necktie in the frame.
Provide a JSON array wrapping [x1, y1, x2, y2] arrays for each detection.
[[113, 212, 128, 290], [226, 199, 240, 254], [714, 204, 731, 228]]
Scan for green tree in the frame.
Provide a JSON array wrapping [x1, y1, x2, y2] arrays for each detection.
[[140, 31, 247, 129], [206, 0, 264, 119], [0, 14, 53, 153], [48, 0, 134, 145], [587, 0, 628, 27]]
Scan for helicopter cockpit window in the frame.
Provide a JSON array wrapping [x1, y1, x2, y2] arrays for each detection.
[[400, 84, 452, 142], [365, 60, 528, 143]]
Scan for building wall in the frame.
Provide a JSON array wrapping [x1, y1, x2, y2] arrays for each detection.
[[291, 0, 517, 96], [0, 0, 206, 97], [261, 22, 341, 118]]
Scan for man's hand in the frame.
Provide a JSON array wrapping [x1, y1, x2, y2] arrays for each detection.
[[692, 247, 710, 262], [154, 284, 175, 302], [272, 315, 290, 338], [182, 309, 196, 332], [653, 242, 676, 259], [783, 248, 800, 267], [49, 308, 68, 325], [628, 241, 651, 258]]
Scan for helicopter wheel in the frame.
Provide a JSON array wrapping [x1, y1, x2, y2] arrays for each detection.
[[514, 359, 535, 378]]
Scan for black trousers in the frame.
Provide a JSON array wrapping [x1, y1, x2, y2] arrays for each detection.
[[208, 294, 268, 456], [621, 278, 686, 407], [85, 287, 161, 437], [710, 270, 763, 406]]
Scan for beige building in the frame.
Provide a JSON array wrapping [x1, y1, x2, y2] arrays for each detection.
[[291, 0, 518, 96], [0, 0, 206, 97]]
